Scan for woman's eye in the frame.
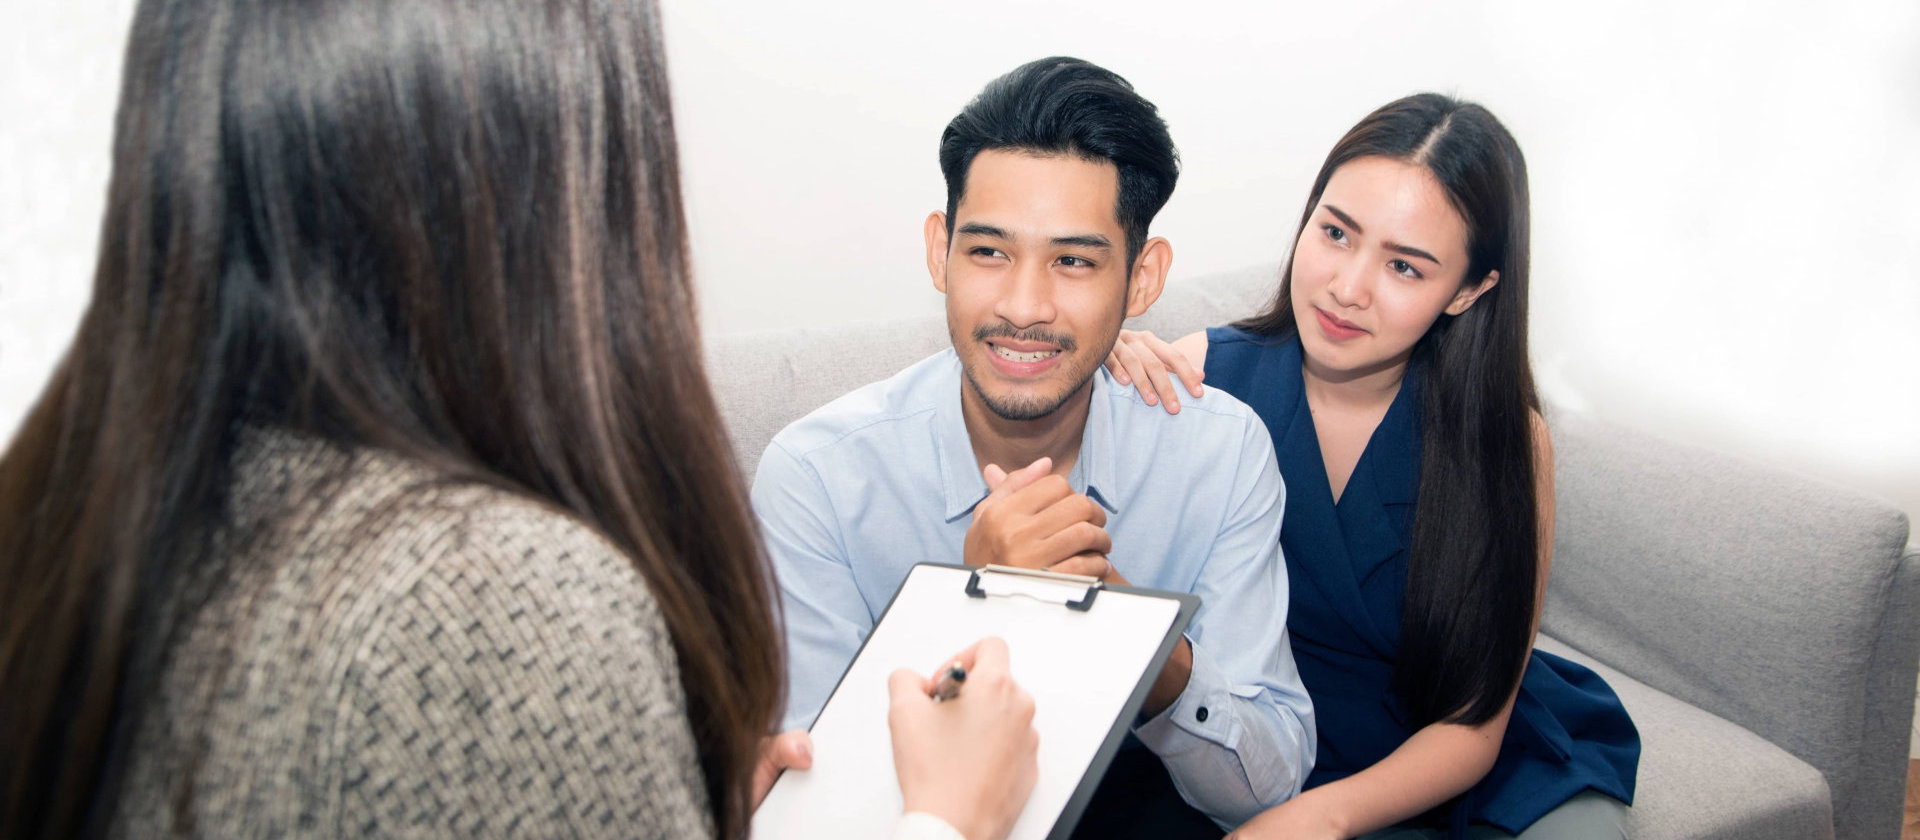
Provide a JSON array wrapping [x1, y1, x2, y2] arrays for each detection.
[[1390, 259, 1421, 278], [1322, 224, 1347, 244]]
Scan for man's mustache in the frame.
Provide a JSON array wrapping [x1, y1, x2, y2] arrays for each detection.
[[971, 323, 1077, 352]]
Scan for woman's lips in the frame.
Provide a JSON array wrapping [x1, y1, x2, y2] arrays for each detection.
[[1314, 307, 1367, 342]]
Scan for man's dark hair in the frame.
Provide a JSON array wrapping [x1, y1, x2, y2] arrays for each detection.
[[938, 56, 1179, 270]]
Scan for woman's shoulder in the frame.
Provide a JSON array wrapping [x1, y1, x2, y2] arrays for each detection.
[[1199, 326, 1300, 398], [1205, 324, 1294, 348], [199, 430, 712, 836], [231, 430, 654, 612]]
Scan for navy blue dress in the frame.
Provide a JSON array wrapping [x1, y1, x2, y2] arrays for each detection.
[[1205, 327, 1638, 834]]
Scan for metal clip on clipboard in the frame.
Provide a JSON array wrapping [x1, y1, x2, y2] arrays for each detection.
[[963, 564, 1103, 611]]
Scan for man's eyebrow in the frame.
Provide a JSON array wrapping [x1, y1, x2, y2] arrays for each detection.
[[1051, 234, 1112, 251], [1323, 205, 1441, 266], [956, 222, 1010, 239]]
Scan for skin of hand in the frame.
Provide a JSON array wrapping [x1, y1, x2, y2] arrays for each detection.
[[964, 457, 1112, 571], [1103, 329, 1206, 413], [889, 637, 1039, 840], [1224, 787, 1347, 840], [750, 730, 815, 811], [977, 463, 1192, 717]]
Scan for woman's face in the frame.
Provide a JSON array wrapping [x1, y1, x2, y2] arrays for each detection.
[[1289, 155, 1495, 384]]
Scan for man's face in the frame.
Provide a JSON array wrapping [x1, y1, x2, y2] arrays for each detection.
[[928, 150, 1135, 421]]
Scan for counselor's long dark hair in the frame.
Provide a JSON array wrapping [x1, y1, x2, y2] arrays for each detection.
[[0, 0, 781, 837], [1236, 93, 1539, 729]]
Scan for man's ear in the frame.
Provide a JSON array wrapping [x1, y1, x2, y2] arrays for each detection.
[[1124, 237, 1173, 318], [1445, 269, 1499, 315], [925, 212, 950, 294]]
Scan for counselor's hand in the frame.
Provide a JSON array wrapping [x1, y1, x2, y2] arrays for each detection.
[[749, 730, 813, 811], [964, 458, 1113, 578], [888, 637, 1039, 840]]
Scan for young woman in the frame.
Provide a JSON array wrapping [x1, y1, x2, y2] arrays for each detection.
[[0, 1, 1036, 838], [1105, 94, 1639, 839]]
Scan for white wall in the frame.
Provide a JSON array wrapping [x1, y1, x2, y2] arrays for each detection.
[[5, 0, 1917, 526]]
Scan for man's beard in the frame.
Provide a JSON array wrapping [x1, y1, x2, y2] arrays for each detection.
[[962, 323, 1087, 421]]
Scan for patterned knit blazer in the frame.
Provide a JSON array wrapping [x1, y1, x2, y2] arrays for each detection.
[[109, 430, 714, 838]]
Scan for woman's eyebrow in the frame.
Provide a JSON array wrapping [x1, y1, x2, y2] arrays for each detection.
[[1384, 241, 1442, 266], [1325, 204, 1442, 266]]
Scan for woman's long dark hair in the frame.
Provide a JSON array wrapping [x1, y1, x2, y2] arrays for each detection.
[[0, 0, 781, 837], [1235, 93, 1539, 729]]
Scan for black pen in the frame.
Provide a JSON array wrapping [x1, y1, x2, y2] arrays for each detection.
[[931, 661, 967, 702]]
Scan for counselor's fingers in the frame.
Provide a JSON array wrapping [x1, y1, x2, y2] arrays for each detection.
[[888, 667, 932, 705], [963, 635, 1011, 678], [764, 730, 813, 772]]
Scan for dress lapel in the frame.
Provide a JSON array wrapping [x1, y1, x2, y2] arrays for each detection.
[[1337, 367, 1422, 603], [1266, 340, 1400, 658]]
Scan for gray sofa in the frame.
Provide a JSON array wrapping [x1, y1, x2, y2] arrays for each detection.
[[708, 264, 1920, 840]]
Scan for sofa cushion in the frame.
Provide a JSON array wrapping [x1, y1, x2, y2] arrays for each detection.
[[1545, 412, 1914, 838], [1536, 635, 1834, 840]]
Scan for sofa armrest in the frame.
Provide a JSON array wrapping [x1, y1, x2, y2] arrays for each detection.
[[1542, 410, 1917, 839]]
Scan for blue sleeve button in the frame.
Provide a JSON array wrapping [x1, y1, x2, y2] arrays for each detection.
[[1196, 706, 1209, 723]]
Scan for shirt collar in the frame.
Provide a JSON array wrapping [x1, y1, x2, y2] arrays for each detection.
[[935, 356, 1120, 522]]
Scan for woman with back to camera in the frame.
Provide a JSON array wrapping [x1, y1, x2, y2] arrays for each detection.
[[1105, 95, 1639, 838], [0, 0, 1036, 838]]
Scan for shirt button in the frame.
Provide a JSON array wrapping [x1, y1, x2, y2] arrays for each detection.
[[1196, 706, 1210, 723]]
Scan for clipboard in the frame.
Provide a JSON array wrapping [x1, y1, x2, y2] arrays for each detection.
[[752, 563, 1199, 839]]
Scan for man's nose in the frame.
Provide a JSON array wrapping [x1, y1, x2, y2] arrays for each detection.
[[994, 260, 1057, 327]]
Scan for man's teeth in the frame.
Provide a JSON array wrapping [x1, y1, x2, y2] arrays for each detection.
[[992, 344, 1060, 363]]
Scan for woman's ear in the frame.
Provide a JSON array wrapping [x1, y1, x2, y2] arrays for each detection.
[[1445, 269, 1500, 315]]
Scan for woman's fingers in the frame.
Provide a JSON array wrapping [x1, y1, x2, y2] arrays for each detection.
[[1109, 330, 1192, 414], [1143, 332, 1206, 399]]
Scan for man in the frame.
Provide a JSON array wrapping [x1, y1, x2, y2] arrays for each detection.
[[752, 57, 1313, 834]]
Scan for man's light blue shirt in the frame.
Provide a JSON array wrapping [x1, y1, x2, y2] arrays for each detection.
[[752, 348, 1315, 827]]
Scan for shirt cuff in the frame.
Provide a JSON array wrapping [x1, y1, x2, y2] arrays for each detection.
[[1133, 637, 1238, 752], [894, 811, 968, 840]]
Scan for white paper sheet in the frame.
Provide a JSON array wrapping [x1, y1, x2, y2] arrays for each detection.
[[752, 564, 1186, 839]]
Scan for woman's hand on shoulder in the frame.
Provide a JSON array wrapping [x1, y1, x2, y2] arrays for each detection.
[[1104, 330, 1209, 414]]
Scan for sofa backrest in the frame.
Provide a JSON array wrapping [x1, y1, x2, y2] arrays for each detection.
[[1546, 413, 1917, 840]]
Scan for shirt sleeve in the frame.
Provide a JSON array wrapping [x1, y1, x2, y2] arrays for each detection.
[[1131, 414, 1317, 828], [751, 439, 874, 731]]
